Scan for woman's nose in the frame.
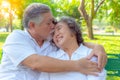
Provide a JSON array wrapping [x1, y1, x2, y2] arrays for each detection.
[[55, 31, 60, 38]]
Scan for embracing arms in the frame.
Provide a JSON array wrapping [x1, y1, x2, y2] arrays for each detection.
[[84, 42, 107, 70], [21, 54, 100, 75]]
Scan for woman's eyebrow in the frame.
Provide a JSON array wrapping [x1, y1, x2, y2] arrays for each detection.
[[56, 25, 62, 28], [54, 25, 59, 30]]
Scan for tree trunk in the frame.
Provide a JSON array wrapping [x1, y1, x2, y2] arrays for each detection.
[[86, 17, 94, 39], [21, 20, 24, 30], [78, 0, 105, 39], [9, 4, 13, 32], [9, 11, 12, 32], [21, 26, 24, 30]]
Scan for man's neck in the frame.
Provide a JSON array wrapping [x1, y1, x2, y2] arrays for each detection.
[[28, 30, 44, 47], [35, 38, 44, 47]]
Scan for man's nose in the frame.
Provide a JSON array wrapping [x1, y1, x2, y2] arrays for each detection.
[[51, 23, 55, 29]]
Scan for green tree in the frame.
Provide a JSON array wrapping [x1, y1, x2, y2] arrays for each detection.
[[78, 0, 105, 39], [52, 0, 81, 24], [96, 0, 120, 33], [0, 0, 25, 31], [105, 0, 120, 32]]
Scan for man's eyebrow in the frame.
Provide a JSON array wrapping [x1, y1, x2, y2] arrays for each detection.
[[47, 18, 56, 24], [50, 18, 55, 21]]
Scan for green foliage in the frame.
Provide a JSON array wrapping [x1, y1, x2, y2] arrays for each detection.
[[83, 34, 120, 54], [96, 0, 120, 29], [0, 50, 2, 62], [0, 32, 9, 60], [107, 76, 120, 80], [105, 26, 114, 33], [0, 18, 8, 27], [0, 32, 9, 43], [13, 19, 22, 29], [0, 0, 120, 34], [54, 0, 80, 17], [0, 33, 9, 49], [0, 32, 9, 61]]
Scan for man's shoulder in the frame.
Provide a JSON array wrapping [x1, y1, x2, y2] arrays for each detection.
[[11, 30, 25, 36], [5, 30, 27, 42]]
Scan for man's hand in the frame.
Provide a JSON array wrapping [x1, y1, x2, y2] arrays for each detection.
[[75, 58, 100, 76], [87, 45, 107, 70]]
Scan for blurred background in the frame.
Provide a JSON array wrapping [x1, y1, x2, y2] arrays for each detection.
[[0, 0, 120, 79]]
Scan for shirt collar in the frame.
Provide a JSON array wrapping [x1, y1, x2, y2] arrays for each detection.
[[56, 44, 86, 58], [24, 29, 33, 40], [74, 44, 85, 55], [24, 29, 51, 48], [56, 49, 66, 58]]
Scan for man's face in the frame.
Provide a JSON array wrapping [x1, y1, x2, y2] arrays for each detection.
[[29, 12, 55, 40]]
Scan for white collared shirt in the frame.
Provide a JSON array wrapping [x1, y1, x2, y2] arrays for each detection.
[[38, 44, 106, 80], [0, 30, 57, 80]]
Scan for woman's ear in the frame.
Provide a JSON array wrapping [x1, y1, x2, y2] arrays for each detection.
[[69, 28, 76, 38], [70, 32, 76, 38]]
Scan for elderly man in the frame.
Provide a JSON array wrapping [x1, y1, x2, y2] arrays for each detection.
[[0, 3, 107, 80]]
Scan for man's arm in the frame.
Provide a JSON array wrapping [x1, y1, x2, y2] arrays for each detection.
[[21, 54, 100, 75], [87, 57, 107, 80], [84, 42, 107, 70]]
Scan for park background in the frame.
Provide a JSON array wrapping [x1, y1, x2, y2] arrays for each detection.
[[0, 0, 120, 80]]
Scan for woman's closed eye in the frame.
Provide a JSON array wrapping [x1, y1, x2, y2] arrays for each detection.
[[56, 25, 62, 31]]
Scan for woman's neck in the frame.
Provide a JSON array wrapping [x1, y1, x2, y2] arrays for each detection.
[[62, 41, 79, 58]]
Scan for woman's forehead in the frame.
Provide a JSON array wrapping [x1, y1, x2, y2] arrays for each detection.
[[55, 22, 66, 27]]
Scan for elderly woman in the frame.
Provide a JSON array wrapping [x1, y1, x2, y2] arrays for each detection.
[[38, 16, 106, 80]]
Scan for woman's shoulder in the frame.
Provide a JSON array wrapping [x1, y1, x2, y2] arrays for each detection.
[[79, 44, 93, 54]]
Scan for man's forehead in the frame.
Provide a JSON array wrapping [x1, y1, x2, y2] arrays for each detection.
[[46, 17, 54, 22]]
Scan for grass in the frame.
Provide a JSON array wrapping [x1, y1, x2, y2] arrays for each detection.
[[0, 32, 120, 80], [83, 34, 120, 54], [0, 50, 2, 61], [0, 32, 9, 59]]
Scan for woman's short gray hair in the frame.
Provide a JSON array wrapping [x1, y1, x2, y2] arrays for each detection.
[[58, 16, 84, 45], [23, 3, 51, 28]]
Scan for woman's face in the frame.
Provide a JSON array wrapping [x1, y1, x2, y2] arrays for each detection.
[[53, 22, 75, 48]]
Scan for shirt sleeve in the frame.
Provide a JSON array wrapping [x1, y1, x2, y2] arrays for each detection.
[[2, 31, 37, 67], [87, 69, 106, 80], [38, 72, 50, 80]]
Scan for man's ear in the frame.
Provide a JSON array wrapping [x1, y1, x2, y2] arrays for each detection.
[[29, 21, 35, 29]]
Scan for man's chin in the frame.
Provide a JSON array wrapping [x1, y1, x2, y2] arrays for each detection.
[[46, 35, 52, 41]]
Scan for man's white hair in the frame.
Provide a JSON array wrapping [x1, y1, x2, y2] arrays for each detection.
[[23, 3, 51, 29]]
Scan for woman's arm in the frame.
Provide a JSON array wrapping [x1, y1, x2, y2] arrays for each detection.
[[83, 42, 107, 70]]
